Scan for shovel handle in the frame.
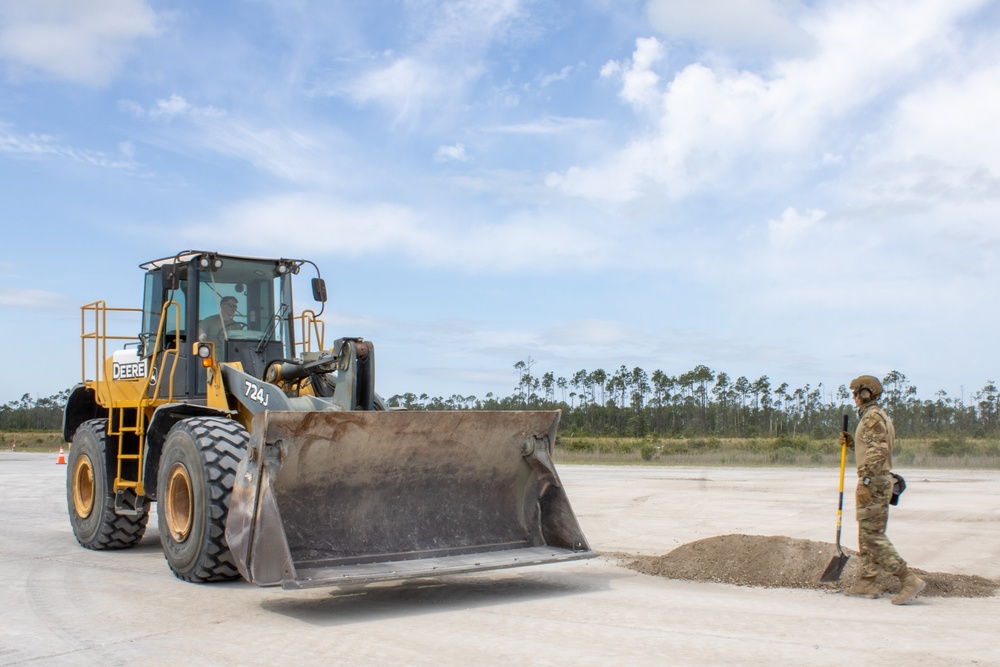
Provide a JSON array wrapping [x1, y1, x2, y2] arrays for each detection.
[[835, 414, 849, 545]]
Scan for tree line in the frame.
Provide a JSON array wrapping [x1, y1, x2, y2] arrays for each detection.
[[385, 362, 1000, 440], [1, 390, 70, 431], [5, 364, 998, 440]]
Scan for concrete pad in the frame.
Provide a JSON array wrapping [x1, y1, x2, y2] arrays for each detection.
[[1, 454, 997, 666]]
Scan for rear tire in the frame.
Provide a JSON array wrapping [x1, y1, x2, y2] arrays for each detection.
[[156, 417, 247, 583], [66, 419, 149, 549]]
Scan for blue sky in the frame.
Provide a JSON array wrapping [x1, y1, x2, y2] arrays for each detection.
[[2, 0, 999, 406]]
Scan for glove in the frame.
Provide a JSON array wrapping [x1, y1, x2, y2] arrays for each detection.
[[856, 481, 872, 506], [838, 431, 855, 450]]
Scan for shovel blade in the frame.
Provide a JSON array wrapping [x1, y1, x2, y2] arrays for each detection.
[[820, 551, 850, 582]]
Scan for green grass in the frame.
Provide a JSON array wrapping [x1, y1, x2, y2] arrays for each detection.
[[554, 434, 1000, 468], [7, 429, 999, 469], [0, 430, 65, 453]]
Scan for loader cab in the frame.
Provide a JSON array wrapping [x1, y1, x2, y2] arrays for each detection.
[[139, 253, 300, 400]]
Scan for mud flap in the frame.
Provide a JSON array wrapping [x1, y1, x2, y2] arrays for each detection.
[[226, 410, 594, 589]]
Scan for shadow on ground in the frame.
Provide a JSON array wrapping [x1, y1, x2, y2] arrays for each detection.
[[259, 568, 618, 626]]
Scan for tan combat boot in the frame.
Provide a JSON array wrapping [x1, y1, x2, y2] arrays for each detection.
[[891, 567, 926, 605], [844, 574, 879, 598]]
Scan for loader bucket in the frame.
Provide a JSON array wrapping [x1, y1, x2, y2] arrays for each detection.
[[226, 410, 595, 589]]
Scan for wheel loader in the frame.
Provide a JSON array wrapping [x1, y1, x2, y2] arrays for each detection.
[[63, 251, 594, 588]]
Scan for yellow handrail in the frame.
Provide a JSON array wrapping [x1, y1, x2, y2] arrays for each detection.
[[141, 300, 183, 403], [294, 309, 325, 354], [80, 301, 143, 394]]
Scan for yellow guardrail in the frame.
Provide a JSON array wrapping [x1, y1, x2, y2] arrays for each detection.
[[80, 301, 143, 398], [295, 309, 325, 354]]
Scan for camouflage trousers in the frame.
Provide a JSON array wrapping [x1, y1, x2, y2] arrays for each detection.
[[856, 473, 906, 577]]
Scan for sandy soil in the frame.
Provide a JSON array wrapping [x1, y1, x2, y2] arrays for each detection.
[[614, 534, 998, 597], [2, 456, 998, 666]]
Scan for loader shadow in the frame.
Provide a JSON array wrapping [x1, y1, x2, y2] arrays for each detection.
[[259, 566, 620, 627]]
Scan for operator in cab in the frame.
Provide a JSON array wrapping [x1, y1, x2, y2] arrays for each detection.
[[198, 295, 243, 344]]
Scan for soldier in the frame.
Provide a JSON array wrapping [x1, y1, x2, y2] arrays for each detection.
[[839, 374, 925, 604]]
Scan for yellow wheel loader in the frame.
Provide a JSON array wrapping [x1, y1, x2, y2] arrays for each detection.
[[63, 251, 594, 588]]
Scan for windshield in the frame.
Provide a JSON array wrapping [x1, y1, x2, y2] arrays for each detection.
[[196, 257, 293, 356]]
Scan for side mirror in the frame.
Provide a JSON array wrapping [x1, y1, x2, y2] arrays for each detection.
[[311, 278, 328, 303], [162, 265, 179, 290]]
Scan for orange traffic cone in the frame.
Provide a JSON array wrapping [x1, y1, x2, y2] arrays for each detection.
[[56, 446, 66, 465]]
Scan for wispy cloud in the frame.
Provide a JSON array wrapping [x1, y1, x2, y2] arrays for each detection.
[[314, 0, 527, 123], [487, 116, 599, 135], [179, 191, 612, 273], [120, 95, 344, 186], [539, 65, 575, 88], [0, 123, 137, 169]]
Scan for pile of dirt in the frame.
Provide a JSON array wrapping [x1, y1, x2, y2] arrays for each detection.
[[612, 534, 998, 598]]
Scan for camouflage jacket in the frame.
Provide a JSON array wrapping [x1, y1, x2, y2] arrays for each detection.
[[854, 402, 895, 479]]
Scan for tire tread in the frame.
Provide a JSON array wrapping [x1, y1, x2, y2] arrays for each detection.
[[160, 416, 247, 583], [68, 419, 149, 550]]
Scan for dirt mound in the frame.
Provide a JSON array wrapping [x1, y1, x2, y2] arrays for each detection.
[[612, 534, 998, 598]]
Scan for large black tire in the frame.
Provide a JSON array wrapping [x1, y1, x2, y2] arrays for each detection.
[[66, 419, 149, 549], [156, 416, 247, 583]]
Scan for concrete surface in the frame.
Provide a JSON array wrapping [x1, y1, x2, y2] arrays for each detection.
[[1, 453, 997, 666]]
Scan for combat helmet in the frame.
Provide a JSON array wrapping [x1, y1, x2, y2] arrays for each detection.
[[850, 375, 883, 401]]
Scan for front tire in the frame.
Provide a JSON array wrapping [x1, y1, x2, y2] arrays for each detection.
[[66, 419, 149, 549], [156, 417, 247, 583]]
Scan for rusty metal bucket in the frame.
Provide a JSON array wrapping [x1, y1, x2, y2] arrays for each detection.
[[226, 410, 594, 589]]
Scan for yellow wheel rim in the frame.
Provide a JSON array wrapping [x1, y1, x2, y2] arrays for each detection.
[[72, 455, 95, 519], [165, 463, 193, 542]]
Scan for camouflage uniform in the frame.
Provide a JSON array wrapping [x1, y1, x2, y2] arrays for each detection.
[[854, 400, 906, 577]]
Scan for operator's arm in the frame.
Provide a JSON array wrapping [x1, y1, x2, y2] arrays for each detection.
[[197, 318, 218, 342]]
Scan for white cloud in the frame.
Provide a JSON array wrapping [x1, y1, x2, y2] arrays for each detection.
[[318, 0, 525, 122], [181, 192, 612, 273], [121, 94, 225, 120], [150, 94, 224, 120], [343, 57, 461, 123], [767, 207, 826, 247], [600, 60, 621, 78], [617, 37, 665, 111], [539, 65, 574, 87], [435, 143, 469, 162], [488, 116, 599, 135], [647, 0, 812, 54], [877, 63, 1000, 175], [551, 0, 988, 202], [0, 0, 160, 85]]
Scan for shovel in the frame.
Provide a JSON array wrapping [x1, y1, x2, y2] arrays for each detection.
[[820, 414, 851, 582]]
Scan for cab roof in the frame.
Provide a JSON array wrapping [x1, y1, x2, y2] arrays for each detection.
[[139, 250, 306, 271]]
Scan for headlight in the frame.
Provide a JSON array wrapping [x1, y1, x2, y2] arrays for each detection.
[[196, 343, 214, 367]]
